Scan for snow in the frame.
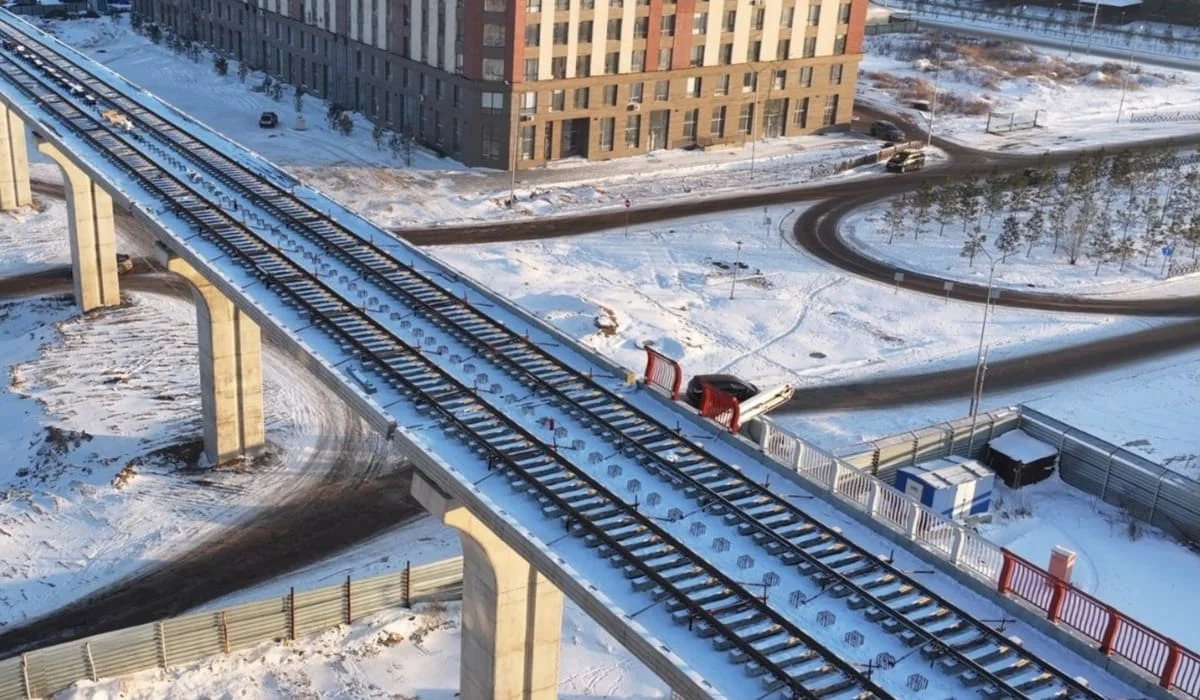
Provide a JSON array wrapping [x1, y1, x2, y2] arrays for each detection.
[[988, 429, 1058, 463], [858, 31, 1200, 154], [0, 10, 1194, 699]]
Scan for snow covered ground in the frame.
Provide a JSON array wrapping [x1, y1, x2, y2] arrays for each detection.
[[859, 31, 1200, 153], [0, 202, 371, 629]]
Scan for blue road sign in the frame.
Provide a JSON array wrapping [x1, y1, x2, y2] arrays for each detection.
[[1162, 246, 1173, 257]]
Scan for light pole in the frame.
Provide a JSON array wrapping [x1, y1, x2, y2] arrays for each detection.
[[505, 80, 519, 207], [749, 63, 776, 180], [968, 247, 998, 417], [926, 54, 941, 149], [1115, 49, 1133, 123], [729, 240, 744, 299]]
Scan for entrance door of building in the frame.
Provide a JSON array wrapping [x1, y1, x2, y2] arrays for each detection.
[[543, 122, 555, 161], [648, 110, 670, 151], [560, 118, 589, 158], [764, 98, 786, 138]]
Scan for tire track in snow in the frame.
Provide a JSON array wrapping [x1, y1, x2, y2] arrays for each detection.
[[715, 276, 846, 375]]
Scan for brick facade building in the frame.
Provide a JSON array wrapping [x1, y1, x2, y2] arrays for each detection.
[[132, 0, 869, 167]]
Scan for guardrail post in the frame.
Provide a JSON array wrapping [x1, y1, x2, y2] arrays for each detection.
[[288, 587, 297, 641], [155, 621, 169, 669], [20, 653, 32, 700], [403, 560, 412, 608], [1100, 608, 1120, 655], [905, 504, 921, 540], [1161, 642, 1182, 690], [84, 641, 98, 682], [866, 482, 880, 518], [829, 461, 842, 493], [949, 527, 966, 565], [1047, 580, 1066, 623], [997, 549, 1014, 594], [344, 575, 353, 624]]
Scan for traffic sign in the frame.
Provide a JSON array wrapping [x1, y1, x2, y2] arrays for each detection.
[[1162, 245, 1173, 257], [624, 198, 631, 208]]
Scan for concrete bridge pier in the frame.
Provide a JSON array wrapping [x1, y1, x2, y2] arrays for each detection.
[[157, 250, 265, 466], [0, 104, 32, 210], [412, 475, 563, 700], [36, 138, 121, 311]]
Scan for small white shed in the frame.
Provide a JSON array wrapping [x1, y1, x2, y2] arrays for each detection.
[[895, 457, 995, 520]]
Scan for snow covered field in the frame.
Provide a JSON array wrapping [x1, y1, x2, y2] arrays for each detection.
[[859, 31, 1200, 153]]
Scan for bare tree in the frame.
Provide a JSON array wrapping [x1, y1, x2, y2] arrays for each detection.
[[1065, 192, 1098, 265], [961, 224, 986, 267], [1023, 208, 1045, 258], [884, 194, 909, 245], [911, 180, 935, 240], [934, 185, 959, 237], [1087, 218, 1114, 276], [1112, 236, 1138, 272], [958, 179, 981, 238]]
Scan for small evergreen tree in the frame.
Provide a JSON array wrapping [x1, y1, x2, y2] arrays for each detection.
[[984, 169, 1007, 229], [934, 185, 959, 237], [961, 225, 986, 267], [995, 215, 1021, 263], [958, 179, 981, 237], [912, 180, 935, 240], [294, 85, 306, 113], [212, 55, 228, 76], [1023, 208, 1045, 258], [1087, 220, 1114, 275], [147, 23, 162, 44], [237, 62, 250, 83], [1112, 236, 1138, 272], [372, 123, 386, 150], [337, 113, 354, 136], [883, 194, 909, 245]]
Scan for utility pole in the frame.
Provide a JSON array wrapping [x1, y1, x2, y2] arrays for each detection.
[[729, 240, 744, 300], [1115, 50, 1133, 123], [926, 54, 941, 149], [507, 82, 519, 207]]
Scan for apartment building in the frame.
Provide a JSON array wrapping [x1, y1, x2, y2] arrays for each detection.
[[132, 0, 868, 168]]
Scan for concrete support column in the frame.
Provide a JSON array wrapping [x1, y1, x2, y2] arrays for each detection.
[[412, 475, 563, 700], [0, 104, 32, 210], [36, 139, 121, 311], [163, 255, 265, 466]]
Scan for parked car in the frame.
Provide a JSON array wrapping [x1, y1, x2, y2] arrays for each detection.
[[685, 374, 760, 408], [869, 119, 906, 142], [258, 111, 279, 129], [886, 149, 926, 173]]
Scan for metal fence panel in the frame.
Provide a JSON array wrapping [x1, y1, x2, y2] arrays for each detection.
[[0, 655, 27, 700], [160, 613, 226, 666], [23, 643, 90, 699], [88, 624, 161, 679], [222, 597, 290, 654], [294, 585, 348, 637]]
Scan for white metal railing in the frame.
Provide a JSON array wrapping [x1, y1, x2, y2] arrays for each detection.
[[0, 556, 464, 700], [755, 421, 1004, 587]]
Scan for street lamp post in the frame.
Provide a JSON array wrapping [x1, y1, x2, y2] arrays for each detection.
[[1115, 49, 1134, 123], [729, 240, 745, 299], [966, 248, 999, 459], [926, 54, 941, 149], [749, 64, 776, 180]]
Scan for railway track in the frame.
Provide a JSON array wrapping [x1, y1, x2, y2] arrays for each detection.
[[0, 15, 1110, 698]]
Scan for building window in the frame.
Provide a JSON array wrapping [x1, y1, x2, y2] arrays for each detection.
[[482, 58, 505, 81], [722, 9, 735, 31], [654, 80, 670, 101], [606, 52, 620, 74], [715, 74, 729, 96], [484, 0, 505, 8], [807, 4, 821, 26], [799, 65, 813, 87], [743, 71, 757, 93], [599, 117, 615, 151], [609, 0, 622, 6], [453, 85, 463, 107], [657, 48, 673, 70], [520, 91, 538, 113], [719, 43, 733, 64], [524, 58, 540, 80], [481, 123, 502, 161], [526, 0, 540, 11], [692, 12, 707, 34], [753, 7, 765, 30], [778, 39, 790, 59], [629, 82, 644, 103], [710, 106, 725, 137], [607, 18, 622, 37], [690, 45, 705, 67], [793, 97, 809, 128], [834, 35, 847, 55], [551, 89, 566, 111], [683, 108, 698, 141], [738, 103, 754, 134], [555, 0, 569, 8], [661, 14, 675, 36], [484, 24, 506, 47], [781, 5, 794, 28], [634, 17, 649, 38], [829, 63, 843, 85], [604, 84, 619, 105], [839, 1, 852, 24], [578, 20, 593, 42], [773, 69, 786, 90], [686, 76, 701, 97], [553, 22, 569, 44], [625, 114, 641, 147], [581, 0, 594, 7], [576, 55, 592, 77], [525, 24, 540, 46], [631, 50, 646, 72], [823, 94, 839, 126], [574, 87, 590, 109], [552, 56, 567, 78], [519, 125, 535, 159], [749, 40, 761, 62], [803, 37, 817, 58]]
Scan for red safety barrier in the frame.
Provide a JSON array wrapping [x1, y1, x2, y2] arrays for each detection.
[[699, 385, 741, 433], [642, 345, 682, 400], [998, 549, 1200, 697]]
